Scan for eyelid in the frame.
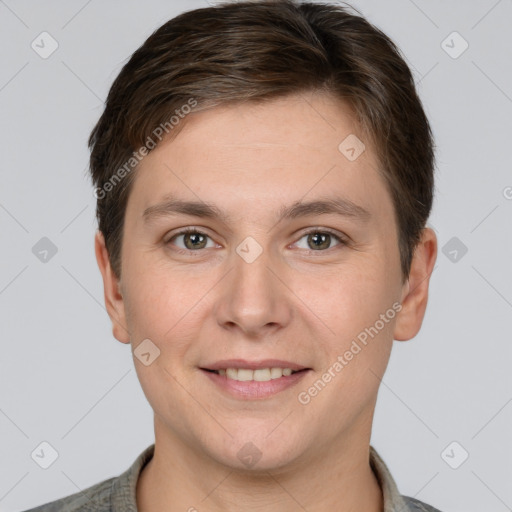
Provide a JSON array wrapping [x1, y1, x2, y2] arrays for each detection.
[[165, 226, 349, 253], [165, 226, 217, 247], [294, 226, 348, 242], [290, 227, 349, 252]]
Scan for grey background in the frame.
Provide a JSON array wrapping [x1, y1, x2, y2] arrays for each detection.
[[1, 0, 511, 511]]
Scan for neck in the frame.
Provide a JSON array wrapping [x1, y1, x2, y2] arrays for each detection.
[[137, 416, 383, 512]]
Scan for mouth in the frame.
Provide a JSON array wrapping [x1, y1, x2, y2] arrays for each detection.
[[201, 367, 307, 382], [199, 359, 311, 399]]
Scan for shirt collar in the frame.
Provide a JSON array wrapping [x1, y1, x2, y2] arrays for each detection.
[[111, 443, 154, 511], [369, 445, 410, 511]]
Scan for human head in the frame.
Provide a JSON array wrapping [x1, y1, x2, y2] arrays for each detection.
[[89, 0, 435, 283], [92, 0, 437, 477]]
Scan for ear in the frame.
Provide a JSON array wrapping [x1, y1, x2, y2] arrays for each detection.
[[393, 227, 437, 341], [94, 230, 131, 344]]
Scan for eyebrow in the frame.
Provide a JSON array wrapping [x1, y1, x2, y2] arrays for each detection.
[[142, 194, 371, 225]]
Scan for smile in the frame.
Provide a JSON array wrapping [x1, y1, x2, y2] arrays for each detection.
[[206, 367, 302, 381], [200, 367, 310, 399]]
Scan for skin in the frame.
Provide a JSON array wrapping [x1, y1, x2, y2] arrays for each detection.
[[95, 92, 437, 512]]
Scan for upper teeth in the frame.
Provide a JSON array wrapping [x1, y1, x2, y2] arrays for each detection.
[[217, 368, 296, 381]]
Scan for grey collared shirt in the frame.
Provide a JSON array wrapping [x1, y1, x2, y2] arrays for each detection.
[[22, 444, 443, 512]]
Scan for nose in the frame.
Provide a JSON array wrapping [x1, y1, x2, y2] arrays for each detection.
[[214, 240, 293, 338]]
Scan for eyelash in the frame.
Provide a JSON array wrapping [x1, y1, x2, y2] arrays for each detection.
[[165, 227, 348, 255]]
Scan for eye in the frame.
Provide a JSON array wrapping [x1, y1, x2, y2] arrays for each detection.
[[293, 229, 347, 252], [166, 228, 216, 252], [165, 227, 348, 254]]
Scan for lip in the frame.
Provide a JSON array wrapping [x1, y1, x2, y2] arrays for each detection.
[[200, 367, 311, 400], [201, 359, 308, 371]]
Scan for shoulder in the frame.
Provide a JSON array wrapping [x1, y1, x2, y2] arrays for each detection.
[[20, 476, 116, 512], [21, 444, 155, 512], [402, 495, 444, 512]]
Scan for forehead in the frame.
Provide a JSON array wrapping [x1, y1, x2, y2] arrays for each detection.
[[127, 92, 392, 224]]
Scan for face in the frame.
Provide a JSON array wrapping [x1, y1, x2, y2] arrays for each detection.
[[96, 92, 436, 472]]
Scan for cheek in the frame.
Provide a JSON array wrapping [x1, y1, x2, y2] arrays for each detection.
[[319, 260, 397, 330], [122, 259, 210, 372], [306, 255, 399, 392], [122, 242, 184, 322], [302, 267, 397, 415], [121, 264, 177, 347]]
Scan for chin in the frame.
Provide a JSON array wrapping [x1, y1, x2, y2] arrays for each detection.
[[208, 428, 306, 473]]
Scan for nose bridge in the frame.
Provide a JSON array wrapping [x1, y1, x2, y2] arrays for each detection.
[[216, 236, 291, 335], [232, 237, 277, 313]]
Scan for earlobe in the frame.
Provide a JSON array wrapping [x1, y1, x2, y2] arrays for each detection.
[[393, 227, 437, 342], [94, 230, 131, 344]]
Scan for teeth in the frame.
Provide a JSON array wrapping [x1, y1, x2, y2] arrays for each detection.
[[216, 367, 299, 382], [236, 368, 253, 381], [270, 367, 283, 379]]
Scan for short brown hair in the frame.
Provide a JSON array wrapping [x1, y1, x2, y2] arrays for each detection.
[[88, 0, 435, 281]]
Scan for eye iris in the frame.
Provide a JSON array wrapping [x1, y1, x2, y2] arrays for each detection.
[[184, 232, 207, 250], [178, 231, 336, 251], [308, 232, 331, 250]]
